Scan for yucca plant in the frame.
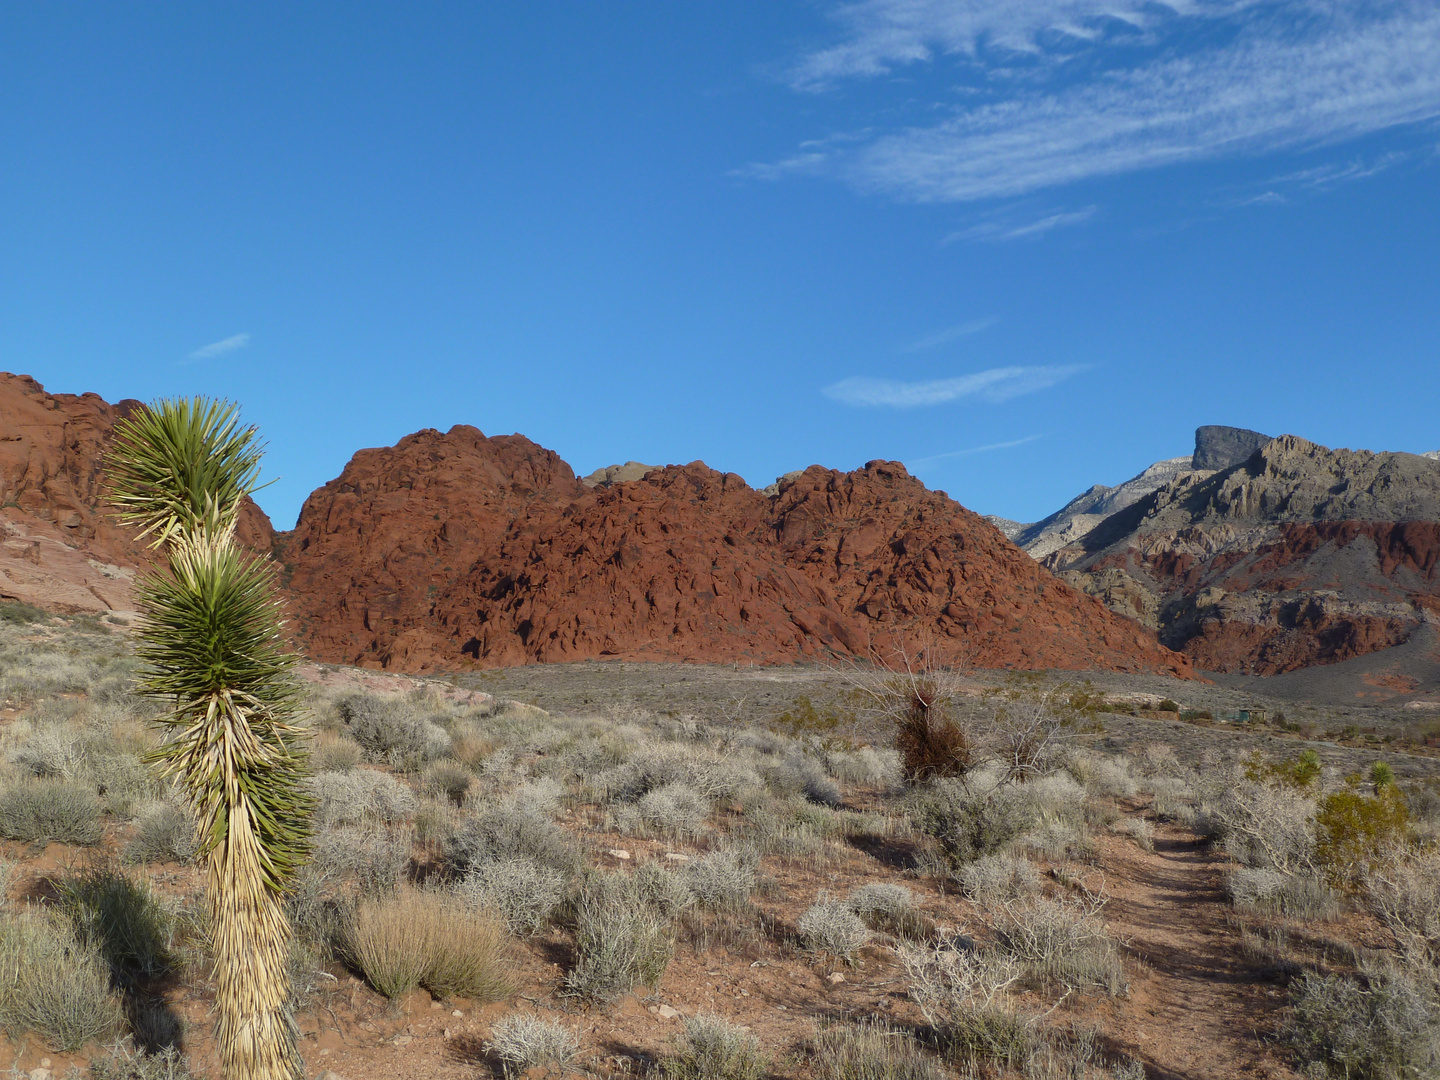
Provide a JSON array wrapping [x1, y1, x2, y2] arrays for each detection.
[[106, 398, 312, 1080]]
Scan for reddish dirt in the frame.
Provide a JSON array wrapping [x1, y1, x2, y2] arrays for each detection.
[[0, 797, 1337, 1080], [0, 372, 275, 614]]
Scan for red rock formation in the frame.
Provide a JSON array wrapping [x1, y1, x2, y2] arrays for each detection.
[[301, 454, 1192, 677], [275, 425, 586, 661], [0, 373, 275, 613]]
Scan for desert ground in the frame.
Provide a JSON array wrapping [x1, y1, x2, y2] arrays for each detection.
[[0, 607, 1436, 1080]]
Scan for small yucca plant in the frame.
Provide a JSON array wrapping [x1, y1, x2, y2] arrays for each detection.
[[107, 398, 312, 1080]]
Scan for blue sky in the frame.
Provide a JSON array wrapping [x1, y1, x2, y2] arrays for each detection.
[[2, 2, 1437, 530]]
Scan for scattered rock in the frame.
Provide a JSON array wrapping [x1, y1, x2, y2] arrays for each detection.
[[664, 852, 691, 862], [391, 1035, 413, 1047], [657, 1004, 681, 1019], [608, 848, 631, 860], [827, 972, 846, 985]]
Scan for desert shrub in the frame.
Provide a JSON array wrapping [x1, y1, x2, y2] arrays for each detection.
[[0, 911, 124, 1050], [447, 803, 583, 878], [1201, 780, 1316, 874], [813, 1020, 940, 1080], [89, 1043, 196, 1080], [310, 768, 418, 828], [1315, 783, 1411, 889], [844, 882, 929, 939], [125, 801, 198, 865], [338, 692, 451, 767], [485, 1013, 579, 1076], [684, 847, 757, 911], [769, 753, 843, 807], [564, 873, 674, 1003], [458, 856, 567, 934], [316, 824, 412, 897], [1366, 850, 1440, 977], [896, 702, 974, 783], [595, 746, 754, 806], [0, 601, 46, 624], [1286, 970, 1440, 1079], [1111, 817, 1155, 852], [911, 781, 1026, 869], [663, 1013, 768, 1080], [0, 778, 103, 845], [633, 861, 696, 919], [734, 799, 824, 861], [311, 734, 363, 773], [341, 890, 513, 1001], [56, 864, 176, 986], [424, 760, 473, 806], [1228, 868, 1341, 921], [1246, 750, 1322, 790], [991, 896, 1124, 995], [823, 747, 903, 789], [86, 752, 157, 818], [8, 725, 87, 780], [1157, 699, 1179, 713], [899, 936, 1036, 1073], [614, 781, 712, 838], [1015, 820, 1091, 863], [1150, 775, 1198, 825], [1067, 753, 1138, 798], [958, 853, 1043, 905], [799, 898, 870, 963]]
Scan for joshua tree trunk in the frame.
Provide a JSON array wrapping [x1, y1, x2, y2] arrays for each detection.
[[107, 400, 311, 1080]]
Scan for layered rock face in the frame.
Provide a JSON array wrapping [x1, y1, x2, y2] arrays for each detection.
[[1045, 436, 1440, 674], [299, 451, 1191, 676], [0, 374, 274, 614]]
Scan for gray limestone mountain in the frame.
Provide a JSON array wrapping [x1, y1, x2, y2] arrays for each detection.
[[1191, 425, 1272, 470], [1041, 435, 1440, 674], [1008, 426, 1274, 560], [1425, 450, 1440, 461]]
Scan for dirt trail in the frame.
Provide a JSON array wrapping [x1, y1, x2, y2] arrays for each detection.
[[1095, 820, 1300, 1080]]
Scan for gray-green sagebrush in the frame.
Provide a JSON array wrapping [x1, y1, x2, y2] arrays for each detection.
[[106, 397, 313, 1080]]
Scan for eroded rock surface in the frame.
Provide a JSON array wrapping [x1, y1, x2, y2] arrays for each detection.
[[0, 373, 274, 614], [1046, 436, 1440, 674]]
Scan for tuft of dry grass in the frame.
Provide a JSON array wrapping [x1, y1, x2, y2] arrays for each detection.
[[341, 890, 515, 1001]]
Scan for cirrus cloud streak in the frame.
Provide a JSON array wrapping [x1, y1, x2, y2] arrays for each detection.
[[824, 364, 1086, 407]]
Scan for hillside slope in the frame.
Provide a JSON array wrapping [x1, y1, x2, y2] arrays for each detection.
[[0, 374, 275, 614], [1045, 435, 1440, 674]]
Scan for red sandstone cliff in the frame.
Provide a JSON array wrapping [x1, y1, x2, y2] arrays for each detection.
[[0, 373, 274, 613]]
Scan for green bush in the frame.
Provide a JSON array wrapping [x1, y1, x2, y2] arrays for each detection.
[[910, 781, 1029, 869], [1315, 782, 1410, 889], [0, 778, 103, 845]]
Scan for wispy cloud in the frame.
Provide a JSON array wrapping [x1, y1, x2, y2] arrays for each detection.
[[754, 2, 1440, 203], [188, 333, 250, 361], [910, 435, 1043, 468], [902, 317, 997, 350], [824, 364, 1085, 407], [943, 205, 1097, 243]]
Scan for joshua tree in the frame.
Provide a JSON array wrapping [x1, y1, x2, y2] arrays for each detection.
[[107, 398, 312, 1080]]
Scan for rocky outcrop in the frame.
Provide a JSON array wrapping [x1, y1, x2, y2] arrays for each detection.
[[580, 462, 657, 488], [1192, 425, 1272, 470], [276, 425, 586, 662], [351, 459, 1192, 675], [1046, 436, 1440, 674], [1015, 457, 1199, 560], [0, 373, 275, 614]]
